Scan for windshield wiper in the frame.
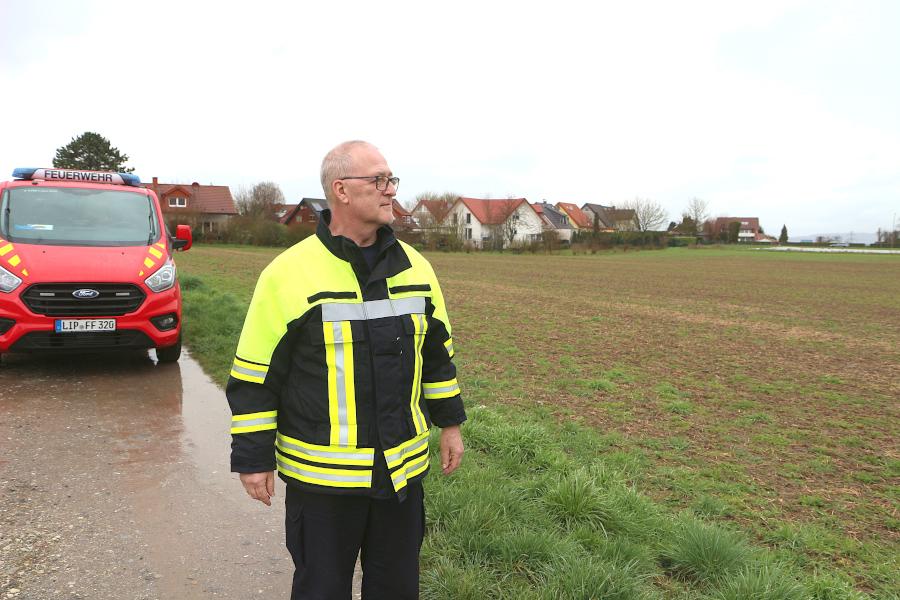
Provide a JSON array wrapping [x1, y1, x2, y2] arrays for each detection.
[[147, 210, 154, 246]]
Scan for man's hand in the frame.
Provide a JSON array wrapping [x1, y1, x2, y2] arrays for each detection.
[[439, 425, 464, 475], [240, 471, 275, 506]]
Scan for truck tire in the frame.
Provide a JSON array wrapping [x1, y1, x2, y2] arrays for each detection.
[[155, 337, 181, 363]]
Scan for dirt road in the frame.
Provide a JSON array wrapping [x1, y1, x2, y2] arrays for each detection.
[[0, 350, 311, 599]]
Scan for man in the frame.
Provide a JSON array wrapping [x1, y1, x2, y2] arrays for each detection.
[[227, 141, 465, 599]]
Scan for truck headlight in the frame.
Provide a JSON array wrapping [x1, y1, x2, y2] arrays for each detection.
[[0, 265, 22, 293], [145, 261, 177, 293]]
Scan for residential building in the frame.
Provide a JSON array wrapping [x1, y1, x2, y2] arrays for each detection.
[[144, 177, 237, 234], [712, 217, 764, 242], [447, 197, 543, 249], [392, 200, 417, 230], [581, 203, 639, 231], [273, 203, 298, 222], [411, 199, 454, 231], [555, 202, 593, 232], [281, 198, 328, 226], [533, 202, 573, 242]]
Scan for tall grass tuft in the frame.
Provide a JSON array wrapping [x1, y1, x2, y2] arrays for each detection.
[[573, 528, 657, 576], [464, 416, 553, 468], [539, 556, 648, 600], [542, 470, 608, 529], [659, 514, 749, 585], [420, 556, 501, 600], [711, 565, 806, 600], [483, 527, 576, 581], [806, 572, 870, 600], [595, 485, 664, 541]]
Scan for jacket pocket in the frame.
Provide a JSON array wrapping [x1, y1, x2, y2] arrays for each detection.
[[285, 492, 304, 568]]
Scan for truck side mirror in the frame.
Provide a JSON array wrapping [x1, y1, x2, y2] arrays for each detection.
[[173, 224, 193, 251]]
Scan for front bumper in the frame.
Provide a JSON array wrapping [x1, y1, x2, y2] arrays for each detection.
[[0, 284, 182, 353]]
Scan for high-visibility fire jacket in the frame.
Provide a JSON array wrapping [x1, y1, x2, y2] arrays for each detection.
[[227, 211, 466, 499]]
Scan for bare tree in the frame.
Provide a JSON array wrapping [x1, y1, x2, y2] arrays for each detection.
[[685, 197, 709, 228], [233, 185, 252, 215], [673, 214, 698, 236], [876, 227, 899, 247], [236, 181, 285, 219], [414, 192, 460, 248], [701, 218, 718, 241], [491, 198, 523, 250], [414, 192, 456, 237], [623, 197, 668, 232]]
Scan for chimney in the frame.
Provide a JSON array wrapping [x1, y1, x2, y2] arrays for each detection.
[[152, 177, 159, 200]]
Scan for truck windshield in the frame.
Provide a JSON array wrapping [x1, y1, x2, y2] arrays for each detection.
[[0, 187, 160, 247]]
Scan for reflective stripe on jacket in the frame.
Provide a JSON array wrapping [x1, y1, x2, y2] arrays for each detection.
[[226, 211, 466, 498]]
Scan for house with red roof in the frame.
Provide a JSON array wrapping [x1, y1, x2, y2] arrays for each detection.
[[712, 217, 765, 242], [143, 177, 237, 234], [411, 199, 454, 229], [555, 202, 593, 232], [446, 197, 543, 249], [274, 203, 298, 223], [281, 198, 328, 226], [392, 200, 416, 230]]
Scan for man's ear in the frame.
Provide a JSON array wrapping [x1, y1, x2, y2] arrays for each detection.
[[332, 180, 349, 205]]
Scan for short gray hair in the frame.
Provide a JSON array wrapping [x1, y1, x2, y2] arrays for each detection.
[[320, 140, 374, 203]]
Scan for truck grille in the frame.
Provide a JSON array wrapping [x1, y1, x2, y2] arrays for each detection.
[[11, 330, 155, 351], [22, 283, 146, 316]]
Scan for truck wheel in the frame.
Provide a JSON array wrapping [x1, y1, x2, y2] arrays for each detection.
[[155, 337, 181, 363]]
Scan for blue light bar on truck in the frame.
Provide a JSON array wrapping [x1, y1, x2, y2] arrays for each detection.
[[12, 168, 141, 187]]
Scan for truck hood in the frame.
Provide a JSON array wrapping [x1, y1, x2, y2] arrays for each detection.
[[6, 242, 169, 284]]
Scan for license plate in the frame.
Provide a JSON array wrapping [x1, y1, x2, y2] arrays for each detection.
[[54, 319, 117, 333]]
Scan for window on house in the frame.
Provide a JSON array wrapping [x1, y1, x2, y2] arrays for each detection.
[[465, 228, 472, 240], [465, 213, 471, 224], [168, 197, 186, 208]]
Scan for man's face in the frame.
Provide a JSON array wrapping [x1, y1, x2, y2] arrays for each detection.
[[340, 146, 396, 229]]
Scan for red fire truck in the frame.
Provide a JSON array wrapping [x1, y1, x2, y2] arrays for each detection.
[[0, 168, 192, 363]]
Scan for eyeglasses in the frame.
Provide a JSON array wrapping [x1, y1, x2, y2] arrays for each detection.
[[339, 175, 400, 192]]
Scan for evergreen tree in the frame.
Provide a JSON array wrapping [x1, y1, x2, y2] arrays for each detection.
[[53, 132, 134, 172], [779, 224, 788, 243]]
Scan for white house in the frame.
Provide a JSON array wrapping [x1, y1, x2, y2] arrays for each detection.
[[446, 197, 543, 249]]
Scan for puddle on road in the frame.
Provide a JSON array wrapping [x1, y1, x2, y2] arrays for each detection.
[[0, 349, 293, 598], [1, 348, 229, 477]]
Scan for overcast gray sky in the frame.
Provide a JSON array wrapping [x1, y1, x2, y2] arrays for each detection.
[[2, 0, 898, 236]]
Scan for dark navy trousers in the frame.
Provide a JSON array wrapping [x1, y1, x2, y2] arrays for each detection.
[[285, 482, 424, 600]]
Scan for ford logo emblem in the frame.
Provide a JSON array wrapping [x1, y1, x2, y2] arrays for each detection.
[[72, 289, 100, 299]]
